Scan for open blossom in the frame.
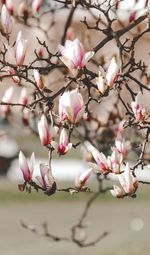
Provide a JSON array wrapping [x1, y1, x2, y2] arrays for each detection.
[[75, 168, 92, 189], [105, 57, 119, 88], [32, 0, 43, 13], [0, 86, 14, 113], [85, 142, 109, 173], [59, 89, 85, 124], [19, 151, 35, 182], [15, 31, 27, 66], [1, 4, 12, 35], [59, 38, 94, 74], [131, 93, 145, 121], [118, 163, 138, 196], [115, 132, 126, 156], [33, 69, 44, 89], [38, 115, 52, 146], [51, 128, 72, 155], [19, 88, 28, 106]]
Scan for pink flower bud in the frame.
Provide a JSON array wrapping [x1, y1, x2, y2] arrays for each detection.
[[110, 185, 125, 198], [51, 128, 72, 155], [38, 115, 52, 146], [19, 88, 28, 106], [19, 151, 35, 182], [33, 69, 44, 89], [5, 0, 13, 15], [106, 57, 119, 88], [75, 168, 92, 189], [7, 67, 21, 84], [15, 31, 27, 66], [131, 93, 145, 121], [1, 4, 12, 35], [59, 89, 85, 124], [0, 86, 14, 113], [109, 148, 122, 174], [85, 142, 109, 173], [32, 0, 43, 13], [59, 38, 94, 74], [96, 71, 107, 94], [118, 163, 138, 196]]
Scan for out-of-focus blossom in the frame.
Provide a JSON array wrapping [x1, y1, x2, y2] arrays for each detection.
[[85, 142, 109, 174], [32, 0, 43, 13], [108, 147, 122, 174], [96, 70, 107, 94], [19, 151, 35, 182], [38, 115, 52, 146], [115, 132, 126, 156], [6, 67, 21, 84], [5, 0, 13, 14], [110, 185, 125, 198], [51, 128, 72, 155], [75, 168, 92, 189], [33, 69, 44, 89], [111, 120, 125, 137], [105, 57, 119, 88], [15, 31, 27, 66], [1, 4, 12, 35], [59, 38, 94, 74], [131, 93, 146, 121], [118, 163, 138, 196], [0, 86, 14, 113], [19, 88, 28, 106], [59, 89, 85, 124], [18, 2, 29, 18], [66, 26, 74, 40]]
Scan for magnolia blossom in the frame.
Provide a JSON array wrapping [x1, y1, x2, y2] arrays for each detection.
[[7, 67, 21, 84], [33, 69, 44, 89], [32, 0, 43, 13], [15, 31, 27, 66], [19, 88, 28, 106], [105, 57, 119, 88], [36, 163, 54, 190], [59, 38, 94, 74], [75, 168, 92, 189], [19, 151, 35, 182], [96, 71, 107, 94], [115, 132, 126, 156], [131, 93, 145, 121], [5, 0, 13, 14], [38, 115, 52, 146], [108, 148, 122, 174], [110, 185, 125, 198], [118, 163, 138, 196], [85, 142, 109, 173], [59, 89, 85, 124], [1, 4, 12, 35], [0, 86, 14, 113], [51, 128, 72, 155], [18, 2, 29, 17]]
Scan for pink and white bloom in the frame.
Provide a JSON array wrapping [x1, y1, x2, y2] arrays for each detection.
[[59, 38, 94, 74], [19, 88, 28, 106], [110, 185, 125, 198], [1, 4, 12, 35], [33, 69, 44, 89], [19, 151, 35, 182], [108, 147, 123, 174], [106, 57, 119, 88], [5, 0, 13, 14], [118, 163, 138, 196], [36, 163, 55, 190], [75, 168, 92, 189], [32, 0, 43, 13], [38, 115, 52, 146], [59, 89, 85, 124], [131, 93, 145, 121], [6, 67, 21, 84], [85, 142, 109, 173], [51, 128, 72, 155], [15, 31, 27, 66], [115, 132, 126, 156], [96, 70, 107, 94], [0, 86, 14, 113]]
